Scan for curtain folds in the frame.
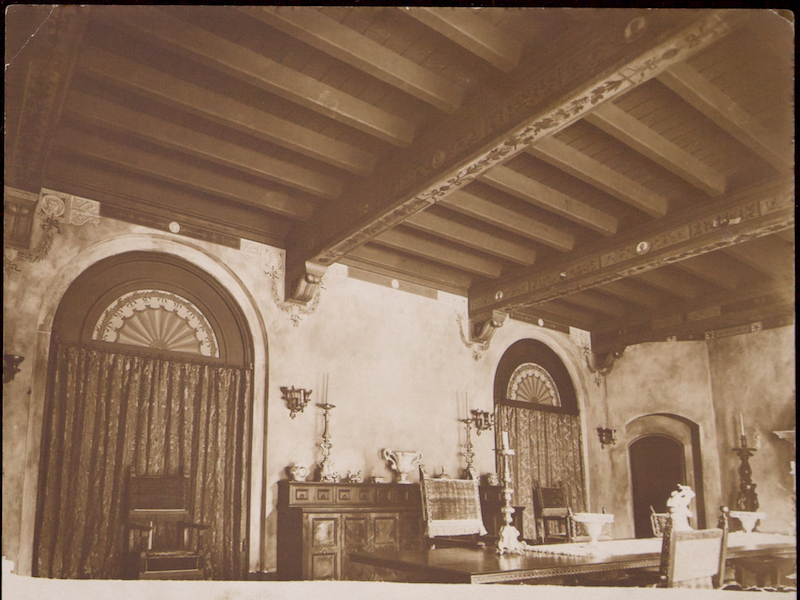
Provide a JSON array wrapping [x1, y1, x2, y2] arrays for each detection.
[[496, 405, 586, 541], [34, 343, 252, 580]]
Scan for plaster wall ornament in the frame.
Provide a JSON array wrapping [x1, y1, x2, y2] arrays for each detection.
[[241, 241, 325, 327], [4, 187, 100, 275]]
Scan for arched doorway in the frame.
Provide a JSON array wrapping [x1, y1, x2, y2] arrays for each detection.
[[626, 413, 706, 535], [494, 339, 586, 542], [630, 435, 685, 538], [33, 252, 254, 579]]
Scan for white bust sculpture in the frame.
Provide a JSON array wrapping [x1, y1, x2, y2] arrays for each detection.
[[666, 484, 695, 531]]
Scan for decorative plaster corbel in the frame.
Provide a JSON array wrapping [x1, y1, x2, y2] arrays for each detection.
[[286, 262, 328, 304], [584, 347, 625, 385], [471, 310, 508, 345]]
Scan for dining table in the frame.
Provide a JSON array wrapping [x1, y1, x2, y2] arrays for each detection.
[[348, 532, 797, 584]]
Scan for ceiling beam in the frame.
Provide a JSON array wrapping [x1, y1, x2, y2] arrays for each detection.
[[674, 254, 746, 290], [77, 47, 377, 177], [53, 126, 316, 220], [6, 6, 86, 192], [64, 92, 343, 200], [594, 279, 668, 309], [403, 7, 522, 73], [527, 136, 668, 217], [560, 291, 637, 318], [341, 243, 474, 295], [439, 188, 574, 252], [469, 175, 794, 321], [242, 6, 465, 113], [111, 7, 416, 146], [513, 302, 596, 331], [481, 166, 618, 235], [585, 102, 726, 196], [404, 211, 537, 265], [631, 267, 708, 300], [44, 156, 289, 247], [592, 279, 795, 353], [285, 11, 730, 284], [658, 62, 793, 172], [722, 237, 794, 281], [373, 229, 504, 278]]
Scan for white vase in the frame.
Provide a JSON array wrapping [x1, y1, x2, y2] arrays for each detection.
[[382, 449, 422, 484]]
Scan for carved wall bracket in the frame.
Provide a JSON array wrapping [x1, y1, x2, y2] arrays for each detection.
[[456, 310, 507, 360], [584, 347, 625, 386], [287, 261, 328, 304]]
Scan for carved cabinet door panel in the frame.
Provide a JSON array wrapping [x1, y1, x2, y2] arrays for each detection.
[[304, 514, 340, 580], [372, 513, 400, 550], [341, 514, 370, 580]]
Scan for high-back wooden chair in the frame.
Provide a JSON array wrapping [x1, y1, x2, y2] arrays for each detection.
[[650, 505, 669, 537], [657, 506, 728, 588], [419, 468, 487, 548], [125, 472, 211, 579], [532, 482, 574, 544]]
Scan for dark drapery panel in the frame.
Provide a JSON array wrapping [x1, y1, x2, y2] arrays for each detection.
[[34, 343, 252, 579], [496, 405, 586, 541]]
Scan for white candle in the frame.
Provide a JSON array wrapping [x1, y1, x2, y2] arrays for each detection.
[[324, 373, 329, 403], [465, 391, 470, 417], [502, 431, 509, 449], [740, 413, 746, 437]]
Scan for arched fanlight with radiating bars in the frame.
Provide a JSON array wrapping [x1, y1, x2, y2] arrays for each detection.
[[506, 362, 561, 406], [92, 290, 219, 357]]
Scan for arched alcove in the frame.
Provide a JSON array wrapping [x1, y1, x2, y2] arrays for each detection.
[[626, 413, 706, 531], [493, 339, 586, 541]]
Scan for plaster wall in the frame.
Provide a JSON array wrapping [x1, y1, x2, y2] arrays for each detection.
[[707, 326, 796, 534], [3, 208, 602, 576], [602, 341, 723, 538]]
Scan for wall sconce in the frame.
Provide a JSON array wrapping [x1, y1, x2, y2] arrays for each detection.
[[471, 409, 494, 435], [3, 354, 25, 384], [597, 427, 616, 449], [281, 386, 312, 419]]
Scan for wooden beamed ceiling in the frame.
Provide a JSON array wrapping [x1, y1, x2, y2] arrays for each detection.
[[6, 6, 794, 353]]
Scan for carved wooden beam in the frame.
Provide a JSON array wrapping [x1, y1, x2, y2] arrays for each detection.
[[403, 8, 522, 73], [287, 262, 328, 305], [469, 176, 794, 322], [658, 63, 793, 173], [285, 11, 731, 286], [6, 6, 87, 193]]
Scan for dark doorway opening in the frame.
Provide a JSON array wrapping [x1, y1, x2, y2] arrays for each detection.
[[630, 434, 685, 538]]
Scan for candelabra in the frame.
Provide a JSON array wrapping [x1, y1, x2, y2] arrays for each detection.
[[495, 438, 527, 554], [733, 434, 759, 512], [318, 402, 339, 482], [460, 409, 494, 479]]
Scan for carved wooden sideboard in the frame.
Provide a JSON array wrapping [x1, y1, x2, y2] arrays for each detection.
[[277, 480, 526, 580], [277, 481, 424, 580]]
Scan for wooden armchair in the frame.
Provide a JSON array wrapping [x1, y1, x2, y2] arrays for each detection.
[[124, 473, 211, 579], [532, 482, 575, 544], [419, 468, 488, 549]]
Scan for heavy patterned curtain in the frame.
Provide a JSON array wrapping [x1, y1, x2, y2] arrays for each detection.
[[34, 343, 252, 579], [496, 405, 586, 541]]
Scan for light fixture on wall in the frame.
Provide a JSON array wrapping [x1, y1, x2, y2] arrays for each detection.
[[3, 354, 25, 384], [597, 427, 617, 449], [280, 386, 312, 419]]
